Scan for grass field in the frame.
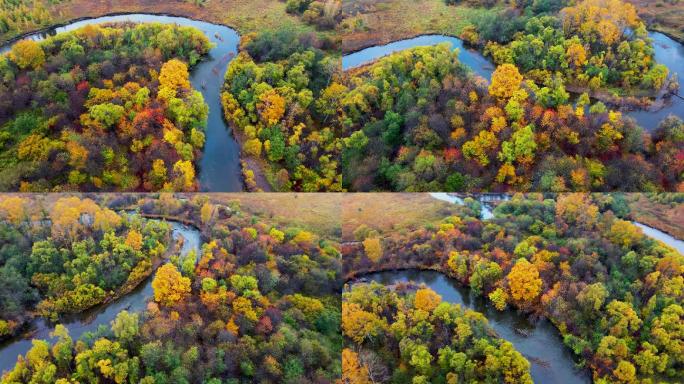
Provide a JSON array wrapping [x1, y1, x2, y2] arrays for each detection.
[[626, 0, 684, 43], [1, 0, 317, 43], [341, 193, 460, 240], [205, 193, 343, 238], [340, 0, 493, 53], [628, 194, 684, 240]]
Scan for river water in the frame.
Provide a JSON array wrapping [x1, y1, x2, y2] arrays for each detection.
[[0, 219, 202, 375], [356, 270, 591, 383], [341, 33, 684, 131], [0, 14, 243, 191], [418, 192, 684, 382]]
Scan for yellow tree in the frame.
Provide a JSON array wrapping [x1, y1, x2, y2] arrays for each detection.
[[414, 288, 442, 312], [489, 64, 523, 100], [257, 89, 286, 126], [0, 196, 29, 224], [125, 230, 143, 251], [362, 237, 382, 263], [152, 263, 191, 307], [10, 40, 45, 69], [507, 258, 542, 304], [159, 59, 191, 95], [342, 348, 371, 384], [342, 302, 386, 344]]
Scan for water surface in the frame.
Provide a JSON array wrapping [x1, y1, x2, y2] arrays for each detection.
[[0, 220, 201, 375], [357, 270, 591, 383], [1, 14, 243, 191], [341, 33, 684, 131]]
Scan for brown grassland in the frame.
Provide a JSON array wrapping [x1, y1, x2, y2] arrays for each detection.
[[626, 0, 684, 43], [1, 0, 317, 44], [341, 193, 461, 240], [628, 194, 684, 239], [340, 0, 488, 52]]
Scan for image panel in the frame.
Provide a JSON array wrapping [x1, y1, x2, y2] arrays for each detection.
[[342, 192, 684, 383], [0, 193, 342, 382], [338, 0, 683, 191], [0, 1, 343, 192]]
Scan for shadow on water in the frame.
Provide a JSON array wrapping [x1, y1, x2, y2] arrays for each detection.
[[0, 14, 243, 191]]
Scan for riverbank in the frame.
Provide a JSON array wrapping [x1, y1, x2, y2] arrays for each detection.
[[348, 270, 592, 383], [0, 218, 202, 375], [628, 195, 684, 240], [627, 0, 684, 45], [0, 0, 317, 45]]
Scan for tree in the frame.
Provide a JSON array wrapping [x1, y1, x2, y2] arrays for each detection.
[[507, 258, 542, 303], [159, 59, 191, 94], [489, 288, 508, 311], [125, 230, 143, 251], [362, 237, 382, 262], [152, 263, 191, 307], [342, 348, 371, 384], [0, 196, 29, 224], [10, 39, 45, 69], [342, 302, 386, 344], [414, 288, 441, 312], [489, 64, 523, 100], [111, 310, 139, 345]]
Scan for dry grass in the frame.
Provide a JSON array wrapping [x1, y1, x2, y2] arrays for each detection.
[[1, 0, 316, 43], [628, 194, 684, 240], [204, 193, 342, 238], [341, 193, 460, 240], [339, 0, 493, 53], [626, 0, 684, 43]]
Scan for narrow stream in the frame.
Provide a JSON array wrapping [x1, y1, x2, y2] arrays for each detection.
[[0, 14, 243, 191], [341, 33, 684, 131], [0, 218, 202, 375]]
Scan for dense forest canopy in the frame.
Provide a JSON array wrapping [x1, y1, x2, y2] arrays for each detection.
[[337, 46, 683, 191], [222, 27, 342, 191], [0, 23, 211, 191], [0, 194, 342, 383], [343, 193, 684, 383], [343, 282, 533, 383], [0, 196, 172, 339]]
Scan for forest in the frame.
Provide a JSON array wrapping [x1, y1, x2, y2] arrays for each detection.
[[0, 196, 171, 339], [343, 193, 684, 383], [343, 282, 533, 383], [0, 194, 342, 383], [339, 45, 682, 191], [0, 22, 211, 191]]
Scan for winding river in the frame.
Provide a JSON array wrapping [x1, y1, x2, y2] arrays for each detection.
[[0, 217, 202, 375], [0, 14, 243, 192], [356, 192, 684, 383], [342, 33, 684, 131], [356, 270, 591, 383]]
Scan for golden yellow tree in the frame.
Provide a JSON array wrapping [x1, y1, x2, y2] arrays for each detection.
[[152, 263, 191, 307], [342, 348, 371, 384], [0, 196, 29, 224], [362, 237, 382, 263], [489, 64, 523, 100], [10, 40, 45, 69], [159, 59, 191, 94], [414, 288, 442, 312], [507, 258, 542, 303]]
